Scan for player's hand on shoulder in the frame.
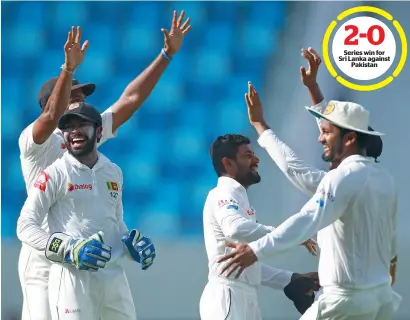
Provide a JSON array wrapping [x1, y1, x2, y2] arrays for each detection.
[[45, 231, 112, 272], [122, 229, 156, 270]]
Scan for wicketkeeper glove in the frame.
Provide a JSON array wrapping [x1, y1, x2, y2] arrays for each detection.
[[45, 231, 112, 271], [122, 229, 156, 270], [283, 277, 316, 315]]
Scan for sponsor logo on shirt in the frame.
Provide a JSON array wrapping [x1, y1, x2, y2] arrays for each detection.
[[316, 188, 335, 202], [316, 199, 325, 207], [218, 199, 238, 207], [34, 171, 49, 192], [67, 183, 93, 191], [247, 207, 256, 216], [226, 204, 239, 210], [65, 308, 81, 314]]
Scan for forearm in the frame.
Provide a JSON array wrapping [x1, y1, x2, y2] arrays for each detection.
[[112, 52, 170, 130], [225, 218, 274, 243], [17, 211, 50, 251], [249, 211, 320, 259], [261, 263, 294, 290], [258, 129, 325, 196], [252, 121, 271, 137], [306, 83, 324, 106], [33, 69, 73, 144]]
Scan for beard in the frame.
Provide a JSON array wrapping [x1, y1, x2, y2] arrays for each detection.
[[236, 167, 261, 187], [64, 126, 97, 158], [322, 138, 344, 164]]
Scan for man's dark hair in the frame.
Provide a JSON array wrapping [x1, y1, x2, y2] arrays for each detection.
[[339, 128, 369, 151], [210, 134, 251, 177]]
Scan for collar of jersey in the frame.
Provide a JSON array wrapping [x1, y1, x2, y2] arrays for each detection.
[[63, 151, 108, 171], [217, 176, 246, 194], [338, 154, 372, 168]]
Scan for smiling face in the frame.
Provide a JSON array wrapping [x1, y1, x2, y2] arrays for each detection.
[[318, 119, 362, 168], [318, 120, 344, 164], [61, 116, 101, 158], [229, 144, 261, 187]]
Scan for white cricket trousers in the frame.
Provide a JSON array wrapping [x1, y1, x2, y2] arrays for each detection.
[[18, 244, 52, 320], [200, 278, 261, 320], [300, 284, 401, 320], [48, 262, 136, 320]]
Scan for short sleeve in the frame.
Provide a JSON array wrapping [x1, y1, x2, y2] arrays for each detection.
[[99, 107, 118, 146], [19, 123, 59, 158]]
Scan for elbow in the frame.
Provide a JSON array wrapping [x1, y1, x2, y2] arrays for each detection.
[[225, 225, 243, 241], [16, 213, 34, 244], [41, 109, 60, 125], [16, 216, 26, 243]]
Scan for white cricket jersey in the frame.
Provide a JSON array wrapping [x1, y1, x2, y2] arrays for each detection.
[[248, 155, 397, 291], [17, 151, 128, 267], [18, 107, 117, 232], [203, 177, 293, 289], [257, 101, 327, 197]]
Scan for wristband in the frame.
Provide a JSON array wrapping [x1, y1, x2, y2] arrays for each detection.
[[161, 48, 172, 61], [61, 64, 75, 74]]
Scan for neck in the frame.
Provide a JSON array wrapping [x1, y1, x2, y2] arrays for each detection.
[[77, 152, 98, 168]]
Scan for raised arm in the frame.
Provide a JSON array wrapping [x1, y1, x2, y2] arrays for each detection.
[[300, 47, 324, 107], [32, 27, 88, 145], [110, 11, 192, 132], [245, 82, 326, 196]]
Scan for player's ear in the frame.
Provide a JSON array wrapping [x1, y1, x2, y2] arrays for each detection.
[[222, 157, 234, 172], [343, 131, 356, 147], [96, 126, 103, 143]]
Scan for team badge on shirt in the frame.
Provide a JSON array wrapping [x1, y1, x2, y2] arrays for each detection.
[[34, 171, 50, 192], [246, 208, 256, 216], [106, 181, 119, 191], [107, 181, 119, 199]]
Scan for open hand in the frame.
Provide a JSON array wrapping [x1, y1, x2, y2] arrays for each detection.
[[217, 242, 258, 278], [245, 82, 264, 125], [161, 10, 192, 57], [64, 26, 89, 72], [300, 47, 321, 87]]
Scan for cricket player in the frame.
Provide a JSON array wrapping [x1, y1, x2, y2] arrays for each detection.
[[18, 12, 191, 320], [200, 134, 319, 320], [218, 101, 398, 320], [17, 103, 156, 320], [248, 47, 396, 291]]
